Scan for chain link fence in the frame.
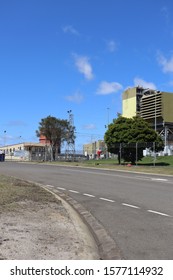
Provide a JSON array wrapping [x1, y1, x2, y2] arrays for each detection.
[[4, 142, 173, 165], [82, 141, 173, 165], [19, 143, 173, 162]]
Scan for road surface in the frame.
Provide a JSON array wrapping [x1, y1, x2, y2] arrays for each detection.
[[0, 162, 173, 259]]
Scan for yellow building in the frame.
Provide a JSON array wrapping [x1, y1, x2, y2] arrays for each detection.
[[122, 86, 173, 148], [123, 87, 173, 125], [83, 140, 106, 158], [122, 87, 143, 118], [140, 91, 173, 126]]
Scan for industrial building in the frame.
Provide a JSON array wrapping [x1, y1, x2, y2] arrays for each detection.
[[122, 86, 173, 154], [83, 140, 107, 159], [0, 142, 48, 161]]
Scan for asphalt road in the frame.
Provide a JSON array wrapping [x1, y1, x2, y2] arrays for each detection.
[[0, 162, 173, 259]]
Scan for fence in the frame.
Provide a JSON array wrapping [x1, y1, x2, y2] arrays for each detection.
[[4, 142, 173, 164], [83, 141, 173, 165]]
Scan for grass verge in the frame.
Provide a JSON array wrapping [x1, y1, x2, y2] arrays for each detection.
[[0, 175, 60, 214], [39, 156, 173, 176]]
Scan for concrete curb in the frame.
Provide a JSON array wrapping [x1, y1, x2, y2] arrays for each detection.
[[42, 184, 124, 260]]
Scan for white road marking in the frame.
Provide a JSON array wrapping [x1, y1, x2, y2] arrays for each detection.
[[147, 210, 171, 217], [151, 178, 168, 182], [83, 193, 95, 197], [122, 203, 140, 209], [69, 189, 79, 193], [47, 184, 172, 219], [135, 176, 151, 181], [65, 168, 172, 184], [99, 197, 115, 203]]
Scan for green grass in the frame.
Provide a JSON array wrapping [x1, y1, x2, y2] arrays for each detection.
[[138, 155, 173, 166], [39, 155, 173, 176]]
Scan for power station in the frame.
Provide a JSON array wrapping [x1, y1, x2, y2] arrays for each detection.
[[122, 86, 173, 154]]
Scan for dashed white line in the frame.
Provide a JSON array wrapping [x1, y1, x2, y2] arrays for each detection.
[[69, 189, 79, 193], [46, 185, 172, 219], [151, 178, 168, 182], [46, 184, 54, 188], [147, 210, 171, 217], [122, 203, 140, 209], [83, 193, 95, 198], [99, 197, 115, 203]]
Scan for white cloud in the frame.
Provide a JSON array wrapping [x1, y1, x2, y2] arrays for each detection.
[[96, 81, 123, 95], [107, 40, 117, 52], [65, 91, 84, 104], [157, 52, 173, 73], [74, 55, 94, 80], [83, 124, 96, 130], [62, 25, 79, 35], [161, 6, 170, 25], [134, 77, 157, 90]]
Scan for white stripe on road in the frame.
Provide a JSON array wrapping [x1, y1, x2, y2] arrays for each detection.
[[147, 210, 171, 217], [151, 178, 168, 182], [69, 189, 79, 193], [99, 197, 115, 203], [122, 203, 140, 209], [46, 185, 171, 218], [83, 193, 95, 197], [46, 185, 54, 188]]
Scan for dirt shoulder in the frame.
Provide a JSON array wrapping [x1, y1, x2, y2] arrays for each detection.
[[0, 175, 99, 260]]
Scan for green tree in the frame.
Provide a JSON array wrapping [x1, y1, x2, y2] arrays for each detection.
[[36, 115, 75, 160], [104, 115, 164, 164]]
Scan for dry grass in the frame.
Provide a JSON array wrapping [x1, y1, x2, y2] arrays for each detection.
[[0, 175, 60, 213]]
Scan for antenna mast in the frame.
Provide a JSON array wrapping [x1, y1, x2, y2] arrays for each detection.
[[66, 110, 75, 159]]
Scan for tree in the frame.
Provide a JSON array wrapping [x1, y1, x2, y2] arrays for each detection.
[[36, 115, 75, 160], [104, 115, 164, 164]]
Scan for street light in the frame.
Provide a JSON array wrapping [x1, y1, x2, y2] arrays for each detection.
[[105, 108, 110, 129], [154, 91, 157, 132], [4, 130, 6, 146], [107, 107, 110, 126]]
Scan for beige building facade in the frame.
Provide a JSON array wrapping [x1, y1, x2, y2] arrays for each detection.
[[0, 142, 47, 161], [83, 140, 106, 158], [122, 86, 173, 127]]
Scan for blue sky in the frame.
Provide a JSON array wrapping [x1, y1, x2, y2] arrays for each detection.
[[1, 0, 173, 150]]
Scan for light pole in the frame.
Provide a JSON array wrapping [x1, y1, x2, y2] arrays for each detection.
[[154, 91, 157, 166], [154, 91, 157, 132], [4, 130, 6, 146], [107, 107, 110, 126]]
